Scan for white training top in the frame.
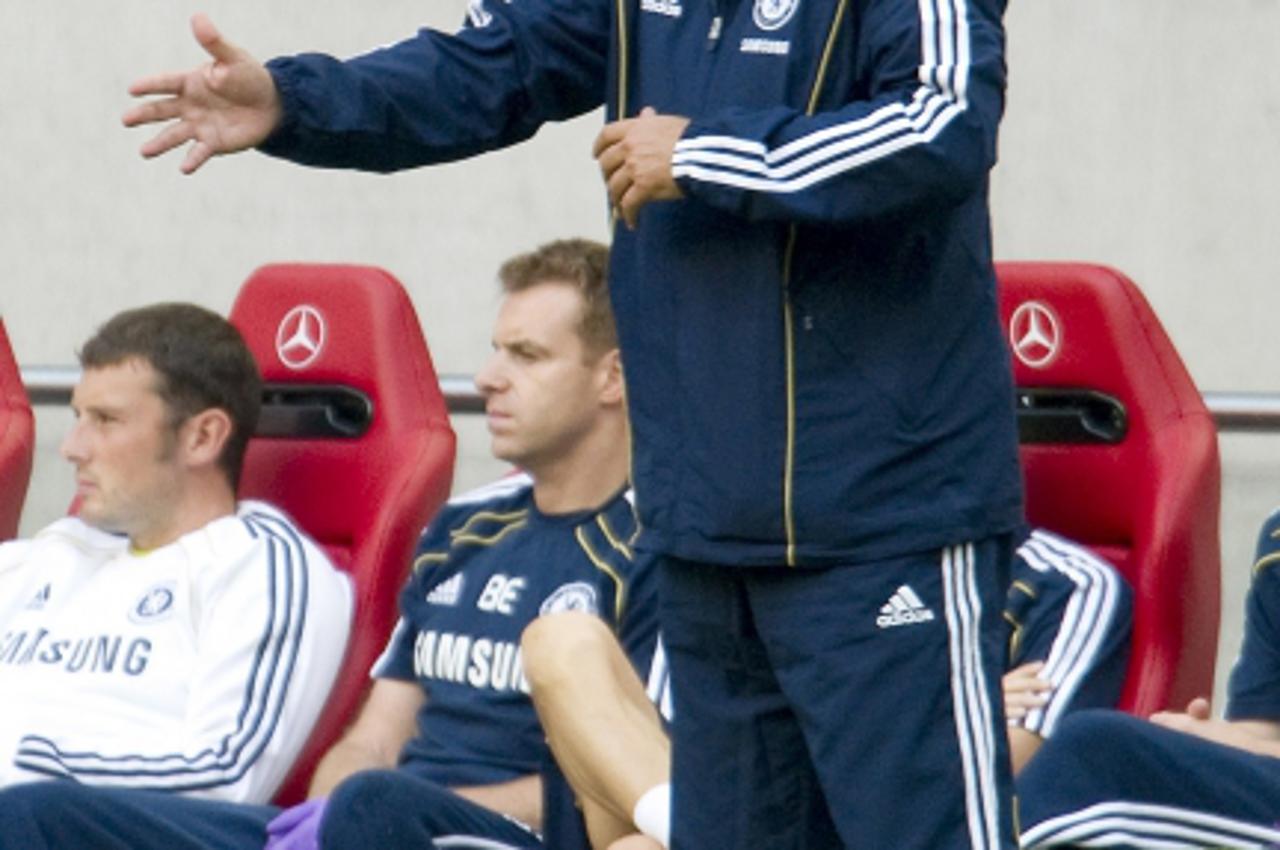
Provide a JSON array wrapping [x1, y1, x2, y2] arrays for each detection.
[[0, 500, 351, 804]]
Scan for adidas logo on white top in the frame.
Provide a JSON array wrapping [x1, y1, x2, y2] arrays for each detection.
[[25, 583, 51, 611], [876, 584, 936, 628]]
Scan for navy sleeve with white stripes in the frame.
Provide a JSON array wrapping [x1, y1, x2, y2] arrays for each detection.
[[261, 0, 609, 172], [1006, 529, 1132, 738], [672, 0, 1007, 225]]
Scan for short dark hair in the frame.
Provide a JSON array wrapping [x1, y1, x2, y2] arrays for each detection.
[[497, 239, 616, 359], [78, 303, 261, 491]]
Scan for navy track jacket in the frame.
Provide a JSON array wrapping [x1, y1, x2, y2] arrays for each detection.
[[262, 0, 1024, 568]]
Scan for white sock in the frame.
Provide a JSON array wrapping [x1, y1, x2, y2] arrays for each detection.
[[632, 783, 671, 848]]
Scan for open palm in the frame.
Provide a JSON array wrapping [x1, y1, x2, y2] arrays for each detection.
[[123, 14, 281, 174]]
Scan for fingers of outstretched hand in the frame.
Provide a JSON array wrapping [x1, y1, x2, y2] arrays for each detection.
[[122, 97, 184, 128], [181, 140, 216, 175], [139, 121, 196, 159], [127, 72, 190, 100], [191, 13, 240, 64]]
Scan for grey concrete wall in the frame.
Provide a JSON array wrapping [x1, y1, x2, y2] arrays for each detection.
[[6, 1, 1279, 705]]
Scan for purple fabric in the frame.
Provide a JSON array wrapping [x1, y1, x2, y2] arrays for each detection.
[[264, 798, 327, 850]]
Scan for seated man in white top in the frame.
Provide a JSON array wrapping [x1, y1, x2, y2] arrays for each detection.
[[0, 302, 351, 804]]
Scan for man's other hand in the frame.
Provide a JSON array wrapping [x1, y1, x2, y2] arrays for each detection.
[[594, 107, 689, 228]]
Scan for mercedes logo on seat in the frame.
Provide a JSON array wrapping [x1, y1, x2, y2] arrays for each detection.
[[1008, 301, 1062, 369], [275, 305, 326, 370]]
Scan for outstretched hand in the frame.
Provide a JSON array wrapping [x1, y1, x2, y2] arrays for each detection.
[[594, 107, 689, 229], [123, 13, 282, 174]]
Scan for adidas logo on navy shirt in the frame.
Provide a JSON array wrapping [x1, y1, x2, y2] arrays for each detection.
[[876, 585, 936, 628], [426, 573, 464, 607]]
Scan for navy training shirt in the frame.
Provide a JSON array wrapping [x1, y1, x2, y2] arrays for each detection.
[[373, 474, 657, 786]]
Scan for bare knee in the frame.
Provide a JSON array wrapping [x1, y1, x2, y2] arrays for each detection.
[[522, 611, 614, 693]]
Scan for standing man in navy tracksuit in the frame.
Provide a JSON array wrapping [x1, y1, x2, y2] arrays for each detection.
[[126, 1, 1023, 845]]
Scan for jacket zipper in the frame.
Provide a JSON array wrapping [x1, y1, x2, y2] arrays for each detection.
[[615, 0, 631, 119], [782, 231, 799, 566], [782, 0, 851, 567]]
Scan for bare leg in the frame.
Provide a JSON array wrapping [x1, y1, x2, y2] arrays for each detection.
[[522, 612, 670, 849], [580, 799, 636, 849]]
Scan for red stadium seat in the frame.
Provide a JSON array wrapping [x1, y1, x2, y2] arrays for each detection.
[[229, 264, 456, 804], [0, 320, 35, 541], [998, 262, 1220, 716]]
